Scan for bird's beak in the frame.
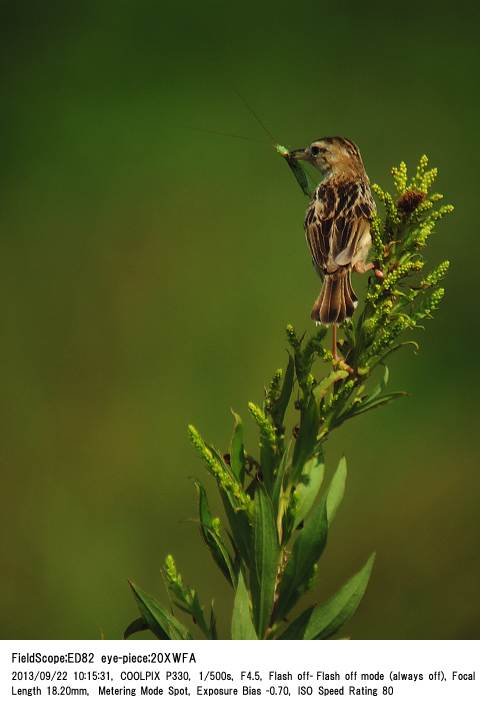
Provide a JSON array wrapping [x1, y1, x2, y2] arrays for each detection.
[[289, 147, 310, 161]]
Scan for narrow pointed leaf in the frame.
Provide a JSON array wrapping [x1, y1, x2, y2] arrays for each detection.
[[196, 482, 235, 586], [359, 365, 390, 407], [292, 393, 320, 483], [272, 444, 291, 516], [189, 591, 210, 638], [204, 529, 235, 586], [304, 553, 376, 639], [275, 496, 328, 620], [370, 340, 419, 369], [231, 570, 258, 639], [349, 392, 407, 417], [251, 487, 280, 637], [128, 581, 192, 640], [272, 355, 294, 427], [123, 617, 149, 639], [333, 392, 407, 428], [220, 490, 252, 564], [278, 606, 314, 640], [382, 365, 390, 389], [230, 411, 246, 483], [259, 436, 275, 492], [326, 457, 347, 525], [293, 450, 325, 528], [209, 602, 218, 640]]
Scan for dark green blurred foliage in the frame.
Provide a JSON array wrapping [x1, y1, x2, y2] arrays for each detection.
[[1, 1, 479, 639]]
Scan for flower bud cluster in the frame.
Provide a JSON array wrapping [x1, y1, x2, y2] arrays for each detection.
[[370, 214, 385, 264], [248, 402, 277, 448], [413, 287, 445, 321], [419, 168, 438, 192], [372, 184, 400, 229], [391, 161, 407, 193], [364, 315, 410, 360], [188, 425, 253, 513], [265, 369, 283, 412], [412, 154, 429, 188], [421, 260, 450, 288]]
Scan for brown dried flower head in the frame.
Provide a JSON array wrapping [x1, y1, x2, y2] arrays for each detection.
[[396, 189, 426, 214]]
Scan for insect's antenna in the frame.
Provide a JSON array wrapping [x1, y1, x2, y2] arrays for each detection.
[[232, 88, 278, 144], [186, 125, 269, 144]]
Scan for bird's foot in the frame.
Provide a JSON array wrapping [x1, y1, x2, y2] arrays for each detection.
[[353, 261, 373, 274], [333, 357, 354, 374]]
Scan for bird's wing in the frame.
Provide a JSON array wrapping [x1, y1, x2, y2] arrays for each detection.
[[304, 179, 374, 273]]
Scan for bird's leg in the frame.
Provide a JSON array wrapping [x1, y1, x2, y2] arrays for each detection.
[[330, 324, 354, 373], [353, 261, 384, 279], [332, 323, 338, 361]]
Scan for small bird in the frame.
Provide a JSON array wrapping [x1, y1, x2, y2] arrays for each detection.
[[290, 137, 377, 347]]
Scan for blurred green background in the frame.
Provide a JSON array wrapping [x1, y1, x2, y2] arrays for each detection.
[[1, 1, 479, 640]]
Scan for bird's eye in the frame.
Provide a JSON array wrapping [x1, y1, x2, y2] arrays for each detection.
[[310, 145, 320, 156]]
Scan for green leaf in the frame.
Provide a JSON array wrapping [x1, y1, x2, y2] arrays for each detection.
[[293, 450, 325, 528], [163, 556, 217, 639], [220, 490, 252, 564], [381, 364, 390, 389], [349, 392, 407, 418], [304, 553, 376, 639], [231, 570, 258, 639], [209, 601, 218, 640], [333, 392, 407, 428], [368, 341, 419, 372], [230, 411, 246, 484], [272, 355, 294, 427], [128, 581, 192, 640], [363, 365, 389, 404], [188, 591, 210, 638], [251, 486, 280, 638], [196, 482, 235, 586], [272, 443, 291, 516], [292, 393, 320, 484], [259, 437, 276, 492], [277, 606, 314, 640], [326, 457, 347, 525], [123, 617, 149, 639], [275, 495, 328, 620], [204, 529, 235, 585]]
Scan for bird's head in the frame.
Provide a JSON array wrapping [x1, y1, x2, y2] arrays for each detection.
[[290, 137, 365, 177]]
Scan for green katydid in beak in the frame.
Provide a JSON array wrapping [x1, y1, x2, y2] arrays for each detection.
[[275, 144, 316, 198]]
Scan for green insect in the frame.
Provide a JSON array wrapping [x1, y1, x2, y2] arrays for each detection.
[[275, 143, 317, 199]]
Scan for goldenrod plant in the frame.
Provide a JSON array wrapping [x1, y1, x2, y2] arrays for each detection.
[[124, 155, 452, 640]]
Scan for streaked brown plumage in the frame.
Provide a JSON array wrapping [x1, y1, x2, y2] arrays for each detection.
[[291, 137, 376, 325]]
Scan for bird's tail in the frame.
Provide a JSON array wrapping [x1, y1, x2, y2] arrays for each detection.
[[311, 269, 358, 324]]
